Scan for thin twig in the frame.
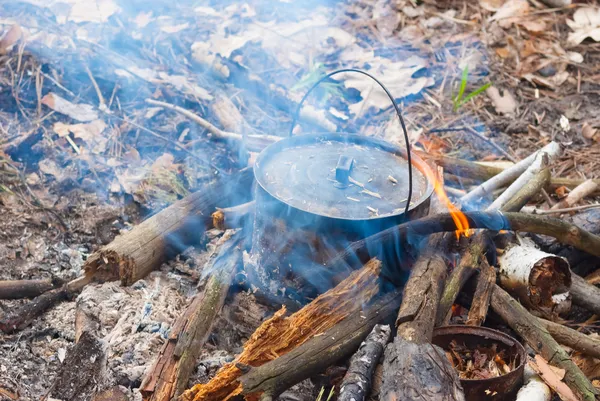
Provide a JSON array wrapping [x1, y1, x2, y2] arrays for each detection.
[[529, 203, 600, 215]]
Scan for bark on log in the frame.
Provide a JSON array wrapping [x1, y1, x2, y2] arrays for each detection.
[[337, 324, 391, 401], [181, 259, 382, 401], [0, 278, 62, 299], [84, 168, 253, 286], [436, 234, 487, 326], [212, 201, 255, 231], [238, 295, 401, 401], [140, 232, 242, 401], [569, 273, 600, 316], [491, 285, 599, 401], [501, 164, 550, 212], [326, 211, 600, 272], [538, 318, 600, 360], [465, 259, 496, 326]]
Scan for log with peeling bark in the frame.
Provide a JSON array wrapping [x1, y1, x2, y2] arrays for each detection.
[[84, 168, 253, 286], [140, 232, 242, 401], [491, 284, 599, 401], [212, 201, 255, 230], [569, 273, 600, 316], [181, 258, 382, 401], [538, 317, 600, 360], [0, 278, 63, 299], [465, 259, 496, 326], [238, 295, 401, 401], [498, 237, 571, 315], [436, 234, 487, 326], [337, 324, 391, 401]]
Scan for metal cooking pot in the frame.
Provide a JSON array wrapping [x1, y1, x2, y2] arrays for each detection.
[[246, 70, 435, 303]]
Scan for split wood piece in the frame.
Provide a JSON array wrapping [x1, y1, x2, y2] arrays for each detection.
[[551, 179, 599, 210], [0, 276, 90, 334], [46, 294, 106, 401], [538, 317, 600, 360], [84, 167, 254, 287], [570, 273, 600, 316], [140, 232, 242, 401], [238, 295, 401, 401], [465, 258, 496, 326], [491, 285, 599, 401], [501, 161, 551, 213], [436, 234, 487, 326], [145, 99, 279, 152], [180, 258, 382, 401], [490, 151, 557, 210], [461, 142, 560, 206], [498, 237, 571, 314], [337, 324, 391, 401], [212, 201, 255, 230], [0, 278, 63, 299], [326, 211, 600, 273]]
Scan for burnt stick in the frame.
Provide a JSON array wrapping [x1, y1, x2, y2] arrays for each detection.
[[0, 278, 63, 300]]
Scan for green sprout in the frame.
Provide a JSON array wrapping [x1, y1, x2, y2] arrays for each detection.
[[452, 66, 491, 112], [292, 63, 343, 100]]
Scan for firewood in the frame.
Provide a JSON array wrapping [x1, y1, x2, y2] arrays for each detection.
[[140, 231, 242, 401], [212, 201, 255, 230], [436, 234, 487, 326], [498, 237, 571, 315], [569, 273, 600, 316], [500, 161, 550, 212], [491, 285, 599, 401], [537, 317, 600, 360], [551, 179, 599, 210], [0, 287, 68, 333], [516, 366, 552, 401], [46, 293, 106, 401], [461, 142, 560, 206], [415, 151, 504, 182], [84, 167, 253, 287], [0, 278, 62, 299], [465, 259, 496, 326], [337, 324, 391, 401], [181, 258, 382, 401], [238, 295, 401, 401]]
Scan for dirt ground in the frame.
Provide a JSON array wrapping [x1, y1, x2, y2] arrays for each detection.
[[1, 0, 600, 400]]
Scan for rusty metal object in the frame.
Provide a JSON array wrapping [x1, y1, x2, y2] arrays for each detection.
[[432, 325, 526, 401]]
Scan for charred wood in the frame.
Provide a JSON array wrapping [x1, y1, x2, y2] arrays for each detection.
[[465, 259, 496, 326], [212, 201, 255, 231], [0, 278, 63, 299]]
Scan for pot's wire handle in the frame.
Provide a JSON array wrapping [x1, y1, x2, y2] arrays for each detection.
[[289, 68, 413, 216]]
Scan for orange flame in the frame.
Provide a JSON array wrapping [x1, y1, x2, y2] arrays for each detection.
[[423, 164, 470, 239]]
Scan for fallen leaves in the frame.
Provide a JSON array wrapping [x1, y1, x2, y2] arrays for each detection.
[[529, 355, 578, 401], [567, 8, 600, 45], [489, 0, 530, 28], [0, 24, 22, 54], [486, 86, 517, 115], [53, 120, 109, 154], [41, 93, 98, 122]]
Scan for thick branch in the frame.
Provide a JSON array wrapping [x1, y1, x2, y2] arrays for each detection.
[[491, 285, 599, 401], [0, 278, 62, 299], [538, 318, 600, 360], [570, 273, 600, 316], [465, 259, 496, 326]]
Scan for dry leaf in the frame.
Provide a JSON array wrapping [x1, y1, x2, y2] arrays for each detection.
[[0, 24, 22, 54], [41, 93, 98, 122], [582, 123, 599, 141], [490, 0, 530, 28], [53, 120, 108, 154], [21, 0, 120, 24], [529, 355, 578, 401], [479, 0, 505, 12], [495, 47, 511, 58], [567, 8, 600, 45], [519, 19, 546, 33], [486, 86, 517, 115]]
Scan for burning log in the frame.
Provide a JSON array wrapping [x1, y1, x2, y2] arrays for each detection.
[[0, 278, 63, 299], [337, 324, 391, 401], [498, 237, 571, 315], [84, 168, 253, 286], [212, 201, 255, 231], [181, 258, 382, 401], [538, 317, 600, 360], [569, 273, 600, 316], [491, 285, 599, 401], [140, 231, 242, 401], [465, 260, 496, 326], [238, 295, 401, 401]]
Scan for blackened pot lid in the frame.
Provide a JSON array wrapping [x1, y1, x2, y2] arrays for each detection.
[[254, 133, 434, 220]]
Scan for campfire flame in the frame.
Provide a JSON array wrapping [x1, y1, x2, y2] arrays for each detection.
[[424, 163, 470, 239]]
